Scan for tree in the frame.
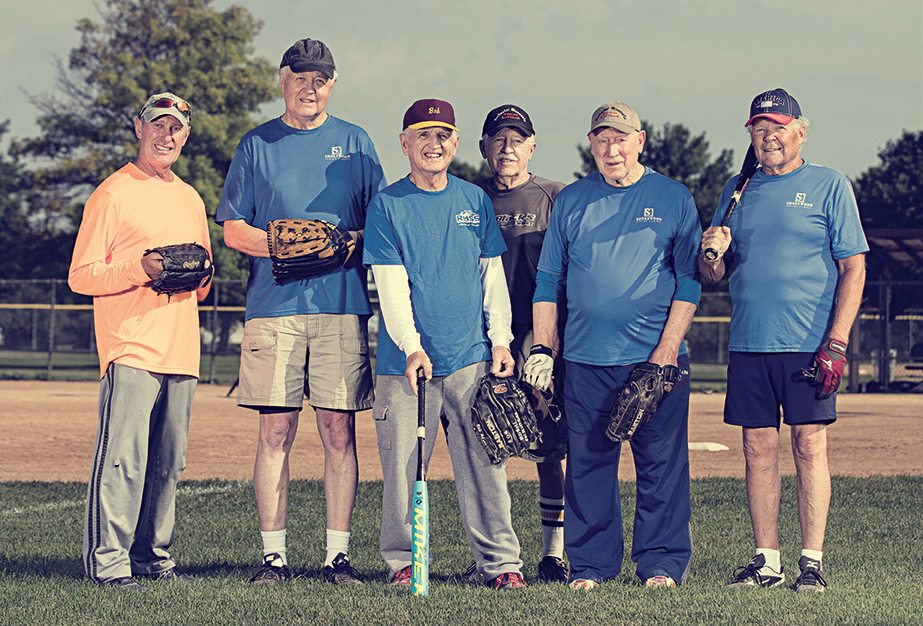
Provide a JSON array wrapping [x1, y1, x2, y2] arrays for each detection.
[[854, 130, 923, 231], [575, 121, 734, 227], [12, 0, 278, 281], [448, 159, 492, 183]]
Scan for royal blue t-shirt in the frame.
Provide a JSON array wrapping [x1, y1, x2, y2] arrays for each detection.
[[536, 169, 702, 366], [216, 116, 386, 320], [364, 175, 507, 376], [715, 161, 868, 352]]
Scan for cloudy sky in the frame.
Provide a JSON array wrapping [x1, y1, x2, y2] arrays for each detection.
[[2, 0, 921, 188]]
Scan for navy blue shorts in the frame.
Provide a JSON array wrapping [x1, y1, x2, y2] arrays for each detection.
[[724, 351, 836, 428]]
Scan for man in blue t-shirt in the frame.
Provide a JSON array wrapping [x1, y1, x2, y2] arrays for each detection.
[[699, 89, 867, 594], [525, 101, 702, 590], [364, 99, 527, 591], [216, 38, 386, 587]]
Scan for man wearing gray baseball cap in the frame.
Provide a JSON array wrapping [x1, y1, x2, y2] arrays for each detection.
[[217, 38, 386, 587], [525, 100, 701, 590]]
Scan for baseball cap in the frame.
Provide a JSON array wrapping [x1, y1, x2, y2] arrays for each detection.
[[138, 93, 191, 127], [402, 99, 459, 132], [589, 101, 641, 134], [280, 39, 336, 79], [482, 104, 534, 137], [745, 88, 801, 127]]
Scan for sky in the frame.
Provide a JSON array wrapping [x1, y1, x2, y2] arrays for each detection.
[[2, 0, 921, 189]]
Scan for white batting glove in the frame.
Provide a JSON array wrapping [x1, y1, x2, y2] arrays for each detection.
[[522, 345, 554, 391]]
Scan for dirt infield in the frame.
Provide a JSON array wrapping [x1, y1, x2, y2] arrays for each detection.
[[1, 380, 920, 483]]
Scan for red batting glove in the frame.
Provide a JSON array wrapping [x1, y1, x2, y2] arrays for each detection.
[[810, 337, 848, 400]]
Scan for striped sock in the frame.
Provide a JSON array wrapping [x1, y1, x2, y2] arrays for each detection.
[[539, 496, 565, 558]]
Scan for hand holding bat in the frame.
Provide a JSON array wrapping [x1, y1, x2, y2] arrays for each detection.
[[703, 144, 759, 261]]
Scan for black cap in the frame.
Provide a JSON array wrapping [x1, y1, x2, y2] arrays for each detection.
[[482, 104, 534, 137], [280, 39, 336, 78], [745, 88, 802, 127]]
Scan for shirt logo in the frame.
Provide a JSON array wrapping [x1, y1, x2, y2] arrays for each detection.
[[636, 207, 662, 224], [324, 146, 350, 161], [496, 213, 537, 228], [786, 192, 813, 209], [456, 210, 481, 226]]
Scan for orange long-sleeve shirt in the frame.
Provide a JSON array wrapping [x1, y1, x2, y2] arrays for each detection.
[[69, 163, 212, 379]]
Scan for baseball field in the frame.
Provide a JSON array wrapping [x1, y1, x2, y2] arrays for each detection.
[[2, 381, 922, 625]]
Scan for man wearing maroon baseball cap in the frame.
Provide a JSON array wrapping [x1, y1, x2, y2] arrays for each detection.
[[700, 89, 868, 594], [363, 99, 528, 590]]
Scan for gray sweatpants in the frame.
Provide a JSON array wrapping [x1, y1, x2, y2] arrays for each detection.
[[83, 363, 196, 582], [374, 361, 523, 581]]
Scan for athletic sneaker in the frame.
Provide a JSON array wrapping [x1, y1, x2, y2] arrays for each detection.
[[391, 565, 411, 586], [463, 562, 485, 583], [322, 553, 364, 585], [537, 556, 569, 583], [726, 554, 785, 589], [141, 567, 198, 582], [794, 556, 827, 593], [491, 572, 528, 590], [644, 575, 676, 588], [101, 576, 149, 592], [569, 578, 600, 591], [249, 552, 291, 586]]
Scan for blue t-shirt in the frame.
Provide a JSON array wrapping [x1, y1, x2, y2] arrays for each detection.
[[364, 175, 507, 377], [536, 169, 702, 366], [715, 160, 868, 352], [216, 116, 386, 320]]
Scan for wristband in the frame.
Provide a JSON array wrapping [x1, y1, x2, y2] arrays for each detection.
[[529, 344, 553, 358]]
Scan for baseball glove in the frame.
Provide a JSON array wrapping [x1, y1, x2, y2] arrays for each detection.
[[518, 381, 568, 464], [267, 218, 355, 285], [471, 373, 542, 465], [143, 243, 213, 300], [605, 362, 680, 443]]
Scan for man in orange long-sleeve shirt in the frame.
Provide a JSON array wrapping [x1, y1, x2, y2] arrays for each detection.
[[69, 92, 212, 592]]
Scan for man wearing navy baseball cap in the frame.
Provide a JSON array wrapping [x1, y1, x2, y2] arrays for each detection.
[[700, 89, 868, 593], [217, 38, 386, 587], [473, 105, 569, 583], [364, 99, 527, 590]]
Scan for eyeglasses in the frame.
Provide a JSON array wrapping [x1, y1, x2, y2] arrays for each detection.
[[140, 98, 192, 120]]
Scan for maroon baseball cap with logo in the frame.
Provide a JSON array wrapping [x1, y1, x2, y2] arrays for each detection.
[[589, 101, 641, 134], [482, 104, 534, 137], [745, 88, 802, 127], [402, 99, 459, 132]]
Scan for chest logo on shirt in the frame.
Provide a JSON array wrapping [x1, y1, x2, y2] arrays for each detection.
[[496, 213, 537, 228], [456, 210, 481, 226], [636, 207, 662, 224], [324, 146, 351, 161], [786, 192, 813, 209]]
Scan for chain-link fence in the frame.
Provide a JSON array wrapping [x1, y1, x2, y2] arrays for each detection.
[[1, 279, 921, 391]]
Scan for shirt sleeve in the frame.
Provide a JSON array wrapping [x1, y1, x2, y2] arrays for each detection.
[[479, 256, 513, 348], [672, 194, 703, 305]]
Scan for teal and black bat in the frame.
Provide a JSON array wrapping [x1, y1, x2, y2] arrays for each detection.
[[411, 367, 429, 596]]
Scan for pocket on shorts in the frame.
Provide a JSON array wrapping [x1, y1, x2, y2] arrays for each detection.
[[242, 333, 276, 352], [341, 315, 370, 355], [373, 405, 390, 449]]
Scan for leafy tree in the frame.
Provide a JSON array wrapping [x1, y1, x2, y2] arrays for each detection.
[[575, 121, 734, 227], [854, 130, 923, 231], [448, 159, 492, 183], [12, 0, 278, 281]]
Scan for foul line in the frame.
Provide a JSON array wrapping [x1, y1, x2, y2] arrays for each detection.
[[0, 480, 248, 518]]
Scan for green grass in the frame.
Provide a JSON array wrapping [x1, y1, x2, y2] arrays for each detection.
[[0, 352, 242, 384], [1, 476, 921, 625]]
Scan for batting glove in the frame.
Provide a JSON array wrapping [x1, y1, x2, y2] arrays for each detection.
[[806, 337, 847, 400], [523, 345, 554, 392]]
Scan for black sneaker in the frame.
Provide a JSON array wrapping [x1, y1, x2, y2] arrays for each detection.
[[322, 553, 364, 585], [463, 562, 484, 583], [140, 567, 199, 582], [795, 556, 827, 593], [101, 576, 149, 592], [537, 556, 569, 583], [249, 552, 291, 586], [726, 554, 785, 589]]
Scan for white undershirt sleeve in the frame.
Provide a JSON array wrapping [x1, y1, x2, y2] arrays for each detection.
[[371, 264, 423, 355], [480, 256, 513, 350]]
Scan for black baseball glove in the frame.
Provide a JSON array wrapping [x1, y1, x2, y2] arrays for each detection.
[[471, 373, 541, 465], [143, 243, 213, 300], [267, 218, 355, 285], [605, 362, 680, 443]]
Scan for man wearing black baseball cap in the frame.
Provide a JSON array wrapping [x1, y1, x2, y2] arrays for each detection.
[[364, 99, 527, 590], [700, 88, 868, 593], [217, 38, 386, 587], [474, 105, 568, 583]]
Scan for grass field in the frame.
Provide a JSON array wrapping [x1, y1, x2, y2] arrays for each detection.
[[2, 476, 921, 625]]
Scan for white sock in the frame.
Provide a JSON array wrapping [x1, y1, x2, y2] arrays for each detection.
[[801, 549, 823, 565], [261, 529, 287, 566], [325, 529, 350, 567], [755, 548, 781, 573], [539, 496, 565, 558]]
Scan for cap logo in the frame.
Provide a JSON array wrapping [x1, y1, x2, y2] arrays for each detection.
[[429, 106, 441, 114], [596, 108, 627, 122]]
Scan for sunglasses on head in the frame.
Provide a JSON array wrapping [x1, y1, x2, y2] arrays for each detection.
[[140, 98, 192, 120]]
